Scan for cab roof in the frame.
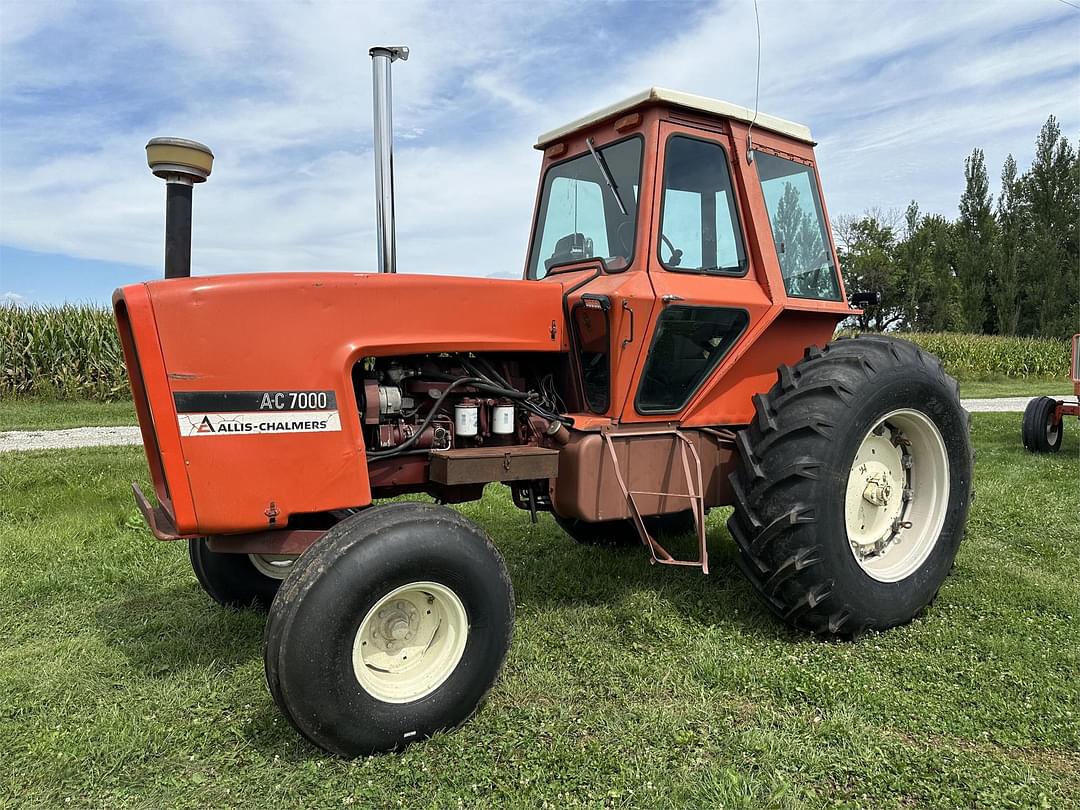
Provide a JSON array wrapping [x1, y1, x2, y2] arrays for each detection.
[[534, 86, 814, 149]]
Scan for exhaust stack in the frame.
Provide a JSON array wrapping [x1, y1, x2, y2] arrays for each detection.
[[369, 45, 409, 274], [146, 137, 214, 279]]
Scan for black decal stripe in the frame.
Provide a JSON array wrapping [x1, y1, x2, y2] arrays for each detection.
[[173, 390, 337, 413]]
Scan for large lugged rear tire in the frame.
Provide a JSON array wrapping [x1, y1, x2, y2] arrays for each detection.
[[1021, 396, 1063, 453], [727, 336, 973, 638], [264, 502, 514, 757]]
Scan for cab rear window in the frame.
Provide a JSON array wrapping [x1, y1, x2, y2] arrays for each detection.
[[756, 152, 841, 301]]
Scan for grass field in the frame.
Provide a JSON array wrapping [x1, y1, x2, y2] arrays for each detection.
[[956, 378, 1074, 399], [1, 414, 1078, 809], [0, 398, 137, 432]]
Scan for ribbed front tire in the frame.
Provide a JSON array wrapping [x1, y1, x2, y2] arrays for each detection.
[[1021, 396, 1063, 453], [264, 502, 514, 757], [727, 336, 974, 638], [189, 540, 293, 610]]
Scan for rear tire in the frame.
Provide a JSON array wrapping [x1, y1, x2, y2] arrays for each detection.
[[188, 539, 294, 610], [1021, 396, 1063, 453], [264, 502, 514, 757], [727, 336, 973, 638], [554, 510, 695, 547]]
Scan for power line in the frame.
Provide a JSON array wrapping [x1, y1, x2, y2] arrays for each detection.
[[1054, 0, 1079, 11]]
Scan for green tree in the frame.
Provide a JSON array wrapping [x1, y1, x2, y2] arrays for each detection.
[[897, 207, 961, 332], [955, 148, 997, 333], [1017, 116, 1079, 338], [992, 154, 1024, 335], [834, 211, 904, 330]]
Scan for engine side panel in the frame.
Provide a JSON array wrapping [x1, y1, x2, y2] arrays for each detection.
[[121, 272, 566, 534]]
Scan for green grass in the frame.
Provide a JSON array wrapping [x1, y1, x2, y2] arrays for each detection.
[[957, 378, 1075, 399], [0, 397, 138, 431], [1, 415, 1078, 809]]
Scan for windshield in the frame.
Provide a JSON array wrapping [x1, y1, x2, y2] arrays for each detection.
[[527, 136, 643, 279]]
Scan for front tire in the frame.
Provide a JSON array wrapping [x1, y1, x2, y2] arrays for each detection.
[[188, 539, 295, 610], [264, 502, 514, 757], [1021, 396, 1063, 453], [727, 336, 973, 638]]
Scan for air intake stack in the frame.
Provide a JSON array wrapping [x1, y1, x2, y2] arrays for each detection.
[[369, 45, 409, 274], [146, 137, 214, 279]]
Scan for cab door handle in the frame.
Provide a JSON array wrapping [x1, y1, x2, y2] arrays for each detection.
[[661, 294, 684, 304], [621, 301, 635, 347]]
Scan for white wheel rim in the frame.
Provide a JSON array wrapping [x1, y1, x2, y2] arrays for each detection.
[[352, 581, 469, 704], [248, 553, 297, 580], [1045, 411, 1061, 445], [844, 408, 950, 583]]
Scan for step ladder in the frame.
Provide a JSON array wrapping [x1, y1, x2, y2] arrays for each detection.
[[601, 428, 709, 574]]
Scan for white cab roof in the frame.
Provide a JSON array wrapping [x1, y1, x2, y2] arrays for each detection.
[[535, 87, 813, 148]]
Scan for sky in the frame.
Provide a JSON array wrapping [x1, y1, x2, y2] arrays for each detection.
[[0, 0, 1077, 306]]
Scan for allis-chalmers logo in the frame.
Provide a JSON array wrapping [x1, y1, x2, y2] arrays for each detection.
[[179, 411, 340, 436]]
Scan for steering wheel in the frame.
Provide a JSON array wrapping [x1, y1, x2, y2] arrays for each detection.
[[616, 221, 634, 257], [660, 234, 683, 267]]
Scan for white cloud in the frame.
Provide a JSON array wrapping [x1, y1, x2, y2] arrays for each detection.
[[0, 0, 1077, 294], [2, 291, 28, 305]]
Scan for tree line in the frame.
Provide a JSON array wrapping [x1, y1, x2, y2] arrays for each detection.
[[834, 116, 1079, 339]]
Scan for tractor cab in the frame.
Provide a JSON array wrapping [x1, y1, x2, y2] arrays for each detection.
[[523, 88, 851, 428]]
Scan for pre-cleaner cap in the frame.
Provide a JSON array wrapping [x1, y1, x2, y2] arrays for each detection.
[[146, 137, 214, 182]]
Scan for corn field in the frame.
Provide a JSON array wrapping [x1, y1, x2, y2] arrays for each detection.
[[1, 304, 129, 401], [0, 305, 1073, 402], [871, 332, 1071, 380]]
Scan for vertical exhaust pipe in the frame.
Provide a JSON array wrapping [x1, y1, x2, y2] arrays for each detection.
[[146, 137, 214, 279], [369, 45, 409, 274]]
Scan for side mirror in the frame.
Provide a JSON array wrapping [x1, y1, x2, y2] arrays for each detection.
[[849, 291, 881, 309]]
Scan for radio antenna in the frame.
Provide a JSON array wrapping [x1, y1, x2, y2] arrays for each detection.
[[746, 0, 761, 164]]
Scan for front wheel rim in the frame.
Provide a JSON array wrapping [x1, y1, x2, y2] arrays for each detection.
[[844, 408, 950, 583], [248, 553, 297, 580], [1045, 410, 1061, 445], [352, 581, 469, 703]]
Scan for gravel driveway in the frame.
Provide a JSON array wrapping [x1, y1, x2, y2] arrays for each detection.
[[0, 426, 142, 452], [3, 396, 1076, 452], [961, 395, 1077, 413]]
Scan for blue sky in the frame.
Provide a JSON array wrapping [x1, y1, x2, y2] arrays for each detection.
[[1, 0, 1077, 306]]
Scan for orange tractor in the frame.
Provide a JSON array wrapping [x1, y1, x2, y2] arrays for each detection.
[[116, 47, 973, 756], [1021, 335, 1080, 453]]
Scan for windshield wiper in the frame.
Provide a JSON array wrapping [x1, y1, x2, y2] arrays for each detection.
[[586, 137, 628, 216]]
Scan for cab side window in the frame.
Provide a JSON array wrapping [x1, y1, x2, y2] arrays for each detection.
[[658, 136, 746, 274], [756, 152, 841, 300]]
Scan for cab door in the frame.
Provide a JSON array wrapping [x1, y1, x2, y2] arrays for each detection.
[[620, 122, 773, 424]]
